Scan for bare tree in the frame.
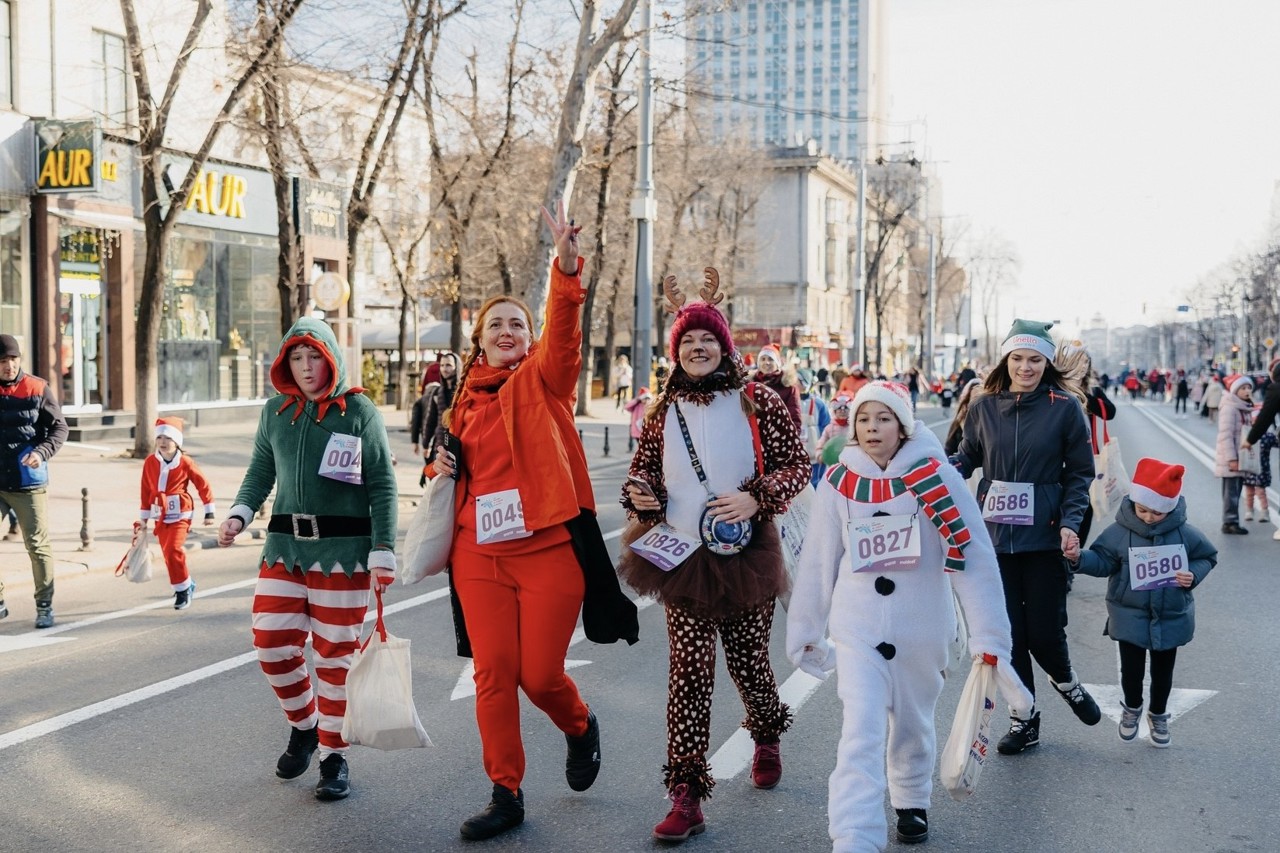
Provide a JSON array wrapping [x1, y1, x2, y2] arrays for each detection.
[[121, 0, 304, 457], [372, 216, 432, 408], [524, 0, 641, 323], [861, 158, 924, 371], [964, 232, 1020, 365]]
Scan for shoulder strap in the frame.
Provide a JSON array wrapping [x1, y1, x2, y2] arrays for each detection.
[[745, 383, 765, 477]]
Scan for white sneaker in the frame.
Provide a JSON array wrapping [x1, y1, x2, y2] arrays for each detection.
[[1272, 528, 1280, 541], [1244, 510, 1254, 522]]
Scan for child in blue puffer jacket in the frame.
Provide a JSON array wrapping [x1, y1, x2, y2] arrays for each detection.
[[1065, 458, 1217, 748]]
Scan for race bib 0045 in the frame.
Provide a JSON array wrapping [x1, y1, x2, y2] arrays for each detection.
[[475, 489, 532, 545]]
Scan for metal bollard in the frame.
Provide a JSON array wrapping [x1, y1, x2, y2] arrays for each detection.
[[79, 487, 93, 550], [602, 426, 610, 457], [628, 435, 635, 453], [579, 429, 584, 444]]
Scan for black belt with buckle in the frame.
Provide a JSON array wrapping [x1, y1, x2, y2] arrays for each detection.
[[267, 514, 372, 540]]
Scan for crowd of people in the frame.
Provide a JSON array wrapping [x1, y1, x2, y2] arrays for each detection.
[[8, 203, 1278, 853]]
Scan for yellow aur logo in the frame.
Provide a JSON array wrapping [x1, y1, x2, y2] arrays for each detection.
[[37, 148, 94, 189], [185, 170, 247, 219]]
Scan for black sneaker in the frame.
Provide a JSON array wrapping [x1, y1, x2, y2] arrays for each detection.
[[997, 712, 1041, 755], [895, 808, 929, 844], [315, 754, 349, 800], [460, 783, 525, 841], [276, 725, 320, 779], [565, 709, 601, 792], [34, 603, 54, 629], [1222, 523, 1250, 535], [174, 581, 196, 611], [1052, 674, 1102, 725], [0, 599, 8, 620]]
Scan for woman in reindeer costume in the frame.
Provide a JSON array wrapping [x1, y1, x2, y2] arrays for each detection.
[[620, 269, 810, 843]]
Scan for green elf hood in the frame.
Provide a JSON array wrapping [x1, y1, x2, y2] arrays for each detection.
[[269, 317, 361, 421]]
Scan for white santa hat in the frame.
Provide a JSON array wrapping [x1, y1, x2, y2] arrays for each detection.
[[1129, 457, 1184, 513], [155, 416, 185, 448], [851, 380, 916, 437]]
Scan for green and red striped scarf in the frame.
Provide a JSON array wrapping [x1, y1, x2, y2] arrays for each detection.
[[825, 457, 972, 571]]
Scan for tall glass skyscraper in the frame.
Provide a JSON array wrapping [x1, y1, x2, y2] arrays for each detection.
[[685, 0, 886, 161]]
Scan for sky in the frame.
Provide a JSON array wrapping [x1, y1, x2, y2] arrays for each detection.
[[883, 0, 1280, 334]]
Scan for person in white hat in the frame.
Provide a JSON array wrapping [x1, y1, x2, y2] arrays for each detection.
[[788, 380, 1031, 849], [1066, 458, 1218, 747], [139, 417, 216, 610]]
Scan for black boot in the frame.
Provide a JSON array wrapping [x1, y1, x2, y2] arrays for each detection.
[[565, 709, 601, 792], [276, 725, 320, 779], [460, 784, 525, 841], [34, 601, 54, 629], [895, 808, 929, 844], [314, 754, 349, 800]]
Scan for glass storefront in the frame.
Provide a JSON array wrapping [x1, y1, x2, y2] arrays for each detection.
[[57, 227, 106, 409], [0, 203, 24, 343], [155, 226, 281, 404]]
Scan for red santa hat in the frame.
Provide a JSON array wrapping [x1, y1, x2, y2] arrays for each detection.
[[637, 386, 652, 400], [155, 417, 185, 448], [1129, 457, 1184, 513], [757, 344, 782, 365], [1227, 373, 1254, 395], [851, 380, 916, 437]]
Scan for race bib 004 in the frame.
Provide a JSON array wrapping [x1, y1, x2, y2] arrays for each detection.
[[318, 433, 363, 485], [847, 514, 922, 573]]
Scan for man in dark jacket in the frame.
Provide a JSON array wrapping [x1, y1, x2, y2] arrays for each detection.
[[1241, 357, 1280, 541], [0, 334, 68, 627]]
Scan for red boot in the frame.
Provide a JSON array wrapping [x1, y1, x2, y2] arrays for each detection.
[[751, 741, 782, 789], [653, 783, 705, 841]]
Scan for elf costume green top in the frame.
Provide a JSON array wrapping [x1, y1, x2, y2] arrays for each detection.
[[228, 317, 398, 577]]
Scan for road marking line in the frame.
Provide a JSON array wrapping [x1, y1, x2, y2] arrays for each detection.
[[707, 669, 826, 780], [0, 587, 449, 752], [17, 578, 260, 640]]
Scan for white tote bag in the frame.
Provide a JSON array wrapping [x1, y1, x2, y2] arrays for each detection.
[[775, 484, 814, 611], [341, 587, 433, 751], [947, 583, 970, 675], [114, 524, 154, 583], [1089, 417, 1128, 521], [400, 472, 457, 584], [940, 655, 999, 801], [1238, 444, 1262, 476]]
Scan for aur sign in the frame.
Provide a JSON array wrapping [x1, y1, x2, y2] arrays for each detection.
[[34, 120, 100, 194], [164, 155, 276, 237]]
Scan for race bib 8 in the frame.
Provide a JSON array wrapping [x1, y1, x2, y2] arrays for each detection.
[[847, 514, 922, 573], [318, 433, 363, 485], [629, 523, 700, 572], [475, 489, 532, 545], [982, 480, 1034, 526], [1128, 543, 1187, 592]]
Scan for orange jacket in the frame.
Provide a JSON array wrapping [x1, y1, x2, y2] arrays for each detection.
[[444, 257, 594, 531]]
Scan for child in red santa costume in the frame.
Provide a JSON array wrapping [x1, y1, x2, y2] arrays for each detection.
[[139, 417, 215, 610]]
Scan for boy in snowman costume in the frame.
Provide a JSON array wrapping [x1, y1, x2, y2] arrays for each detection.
[[787, 381, 1032, 852]]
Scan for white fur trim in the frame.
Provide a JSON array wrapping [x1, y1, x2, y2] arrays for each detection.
[[155, 424, 184, 447], [1129, 482, 1178, 513], [228, 504, 255, 529], [1229, 375, 1254, 395], [366, 550, 397, 571], [1001, 333, 1056, 361], [202, 502, 217, 516]]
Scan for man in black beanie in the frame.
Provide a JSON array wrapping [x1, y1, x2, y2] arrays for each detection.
[[0, 334, 68, 627]]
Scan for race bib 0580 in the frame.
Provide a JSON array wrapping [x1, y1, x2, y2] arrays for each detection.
[[1128, 543, 1187, 592]]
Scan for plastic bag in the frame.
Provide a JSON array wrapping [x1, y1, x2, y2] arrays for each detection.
[[940, 654, 998, 801], [400, 472, 456, 584], [115, 524, 154, 583], [775, 485, 814, 611], [1238, 444, 1262, 475], [947, 584, 969, 675], [1089, 417, 1129, 520], [341, 587, 433, 751]]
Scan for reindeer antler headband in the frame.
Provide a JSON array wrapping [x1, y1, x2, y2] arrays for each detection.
[[663, 267, 725, 314]]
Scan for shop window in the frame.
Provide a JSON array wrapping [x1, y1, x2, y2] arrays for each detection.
[[0, 206, 23, 338], [0, 2, 11, 107]]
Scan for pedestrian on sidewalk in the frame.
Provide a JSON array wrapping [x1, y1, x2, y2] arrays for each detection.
[[426, 203, 638, 842], [414, 352, 459, 486], [619, 269, 809, 843], [1215, 374, 1255, 535], [1202, 374, 1224, 420], [949, 319, 1102, 755], [624, 386, 653, 453], [1174, 370, 1191, 417], [0, 333, 68, 628], [217, 316, 399, 802], [613, 354, 633, 408], [138, 417, 215, 610], [787, 380, 1031, 851], [1066, 458, 1217, 747]]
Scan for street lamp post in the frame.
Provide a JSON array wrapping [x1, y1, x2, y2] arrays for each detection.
[[850, 145, 867, 368], [630, 0, 655, 392]]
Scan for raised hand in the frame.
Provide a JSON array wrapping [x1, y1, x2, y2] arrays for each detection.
[[540, 200, 582, 275]]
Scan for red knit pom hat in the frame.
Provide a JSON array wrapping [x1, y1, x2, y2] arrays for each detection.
[[669, 301, 734, 362], [155, 416, 185, 448], [852, 380, 916, 437], [1130, 457, 1184, 513]]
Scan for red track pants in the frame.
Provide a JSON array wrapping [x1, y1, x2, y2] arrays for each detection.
[[251, 561, 371, 755], [155, 520, 191, 589], [453, 540, 590, 793]]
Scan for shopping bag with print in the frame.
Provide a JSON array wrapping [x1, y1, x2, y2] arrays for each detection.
[[1089, 417, 1128, 521], [947, 583, 969, 675], [775, 484, 814, 611], [114, 523, 154, 584], [940, 654, 999, 801], [341, 587, 433, 751], [1237, 444, 1262, 475]]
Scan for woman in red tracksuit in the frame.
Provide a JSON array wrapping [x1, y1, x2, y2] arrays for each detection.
[[139, 417, 215, 610]]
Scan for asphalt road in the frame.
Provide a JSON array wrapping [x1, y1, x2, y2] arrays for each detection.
[[1, 400, 1276, 853]]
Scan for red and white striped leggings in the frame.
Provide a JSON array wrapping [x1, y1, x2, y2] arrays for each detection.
[[251, 561, 371, 756]]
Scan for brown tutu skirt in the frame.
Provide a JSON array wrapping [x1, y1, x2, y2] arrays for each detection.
[[617, 518, 788, 620]]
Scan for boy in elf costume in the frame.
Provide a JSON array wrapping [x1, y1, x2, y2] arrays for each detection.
[[787, 381, 1031, 852], [218, 317, 398, 802], [139, 417, 215, 610]]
